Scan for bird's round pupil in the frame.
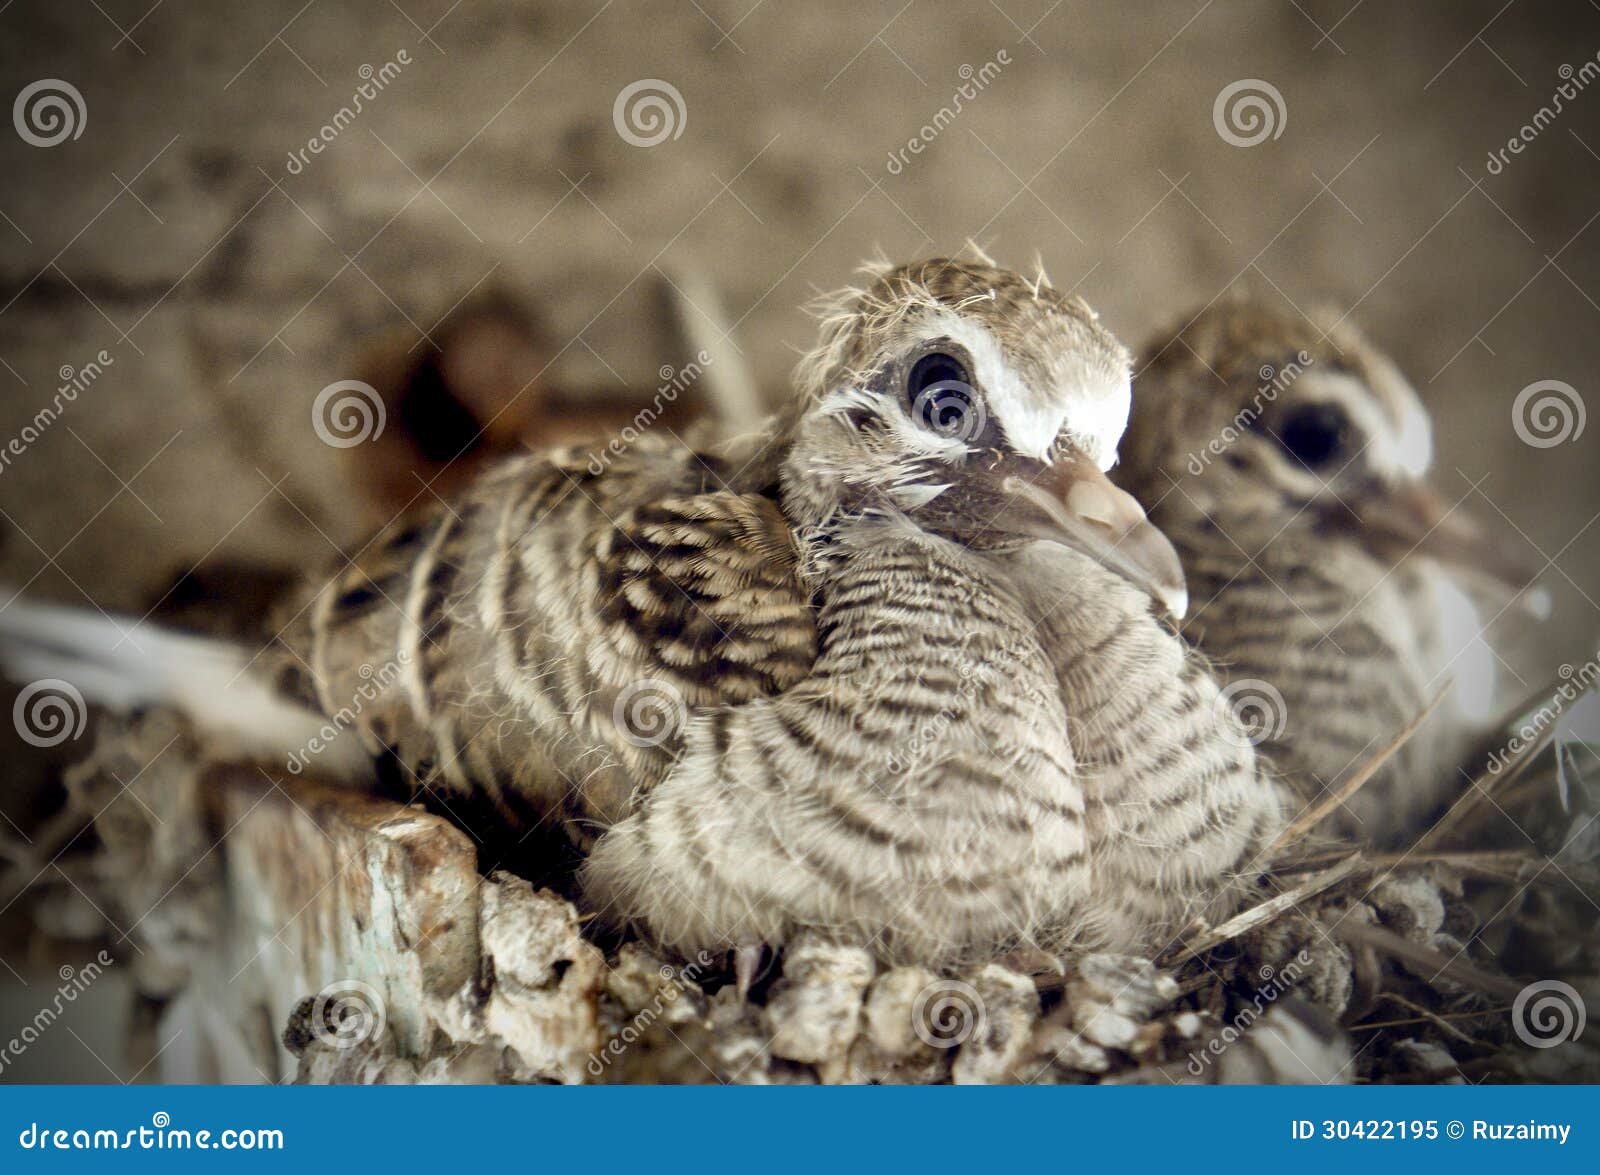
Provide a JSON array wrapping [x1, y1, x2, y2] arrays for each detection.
[[1279, 403, 1348, 468], [907, 352, 972, 432]]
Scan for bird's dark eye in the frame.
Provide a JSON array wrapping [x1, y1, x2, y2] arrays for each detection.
[[1276, 402, 1350, 469], [906, 351, 976, 437]]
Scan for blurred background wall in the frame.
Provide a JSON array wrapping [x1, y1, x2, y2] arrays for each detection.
[[1, 0, 1596, 625], [1, 0, 1598, 1076]]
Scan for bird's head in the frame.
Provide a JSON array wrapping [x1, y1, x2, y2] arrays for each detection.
[[777, 257, 1187, 617], [1118, 297, 1539, 592]]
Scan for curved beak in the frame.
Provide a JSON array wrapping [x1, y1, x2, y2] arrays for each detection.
[[1000, 449, 1188, 619], [1352, 479, 1542, 592]]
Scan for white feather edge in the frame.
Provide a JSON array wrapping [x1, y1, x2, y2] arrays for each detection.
[[0, 595, 371, 781], [923, 309, 1129, 468]]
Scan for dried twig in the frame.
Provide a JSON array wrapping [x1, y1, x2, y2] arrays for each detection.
[[1364, 992, 1502, 1047], [1351, 1004, 1511, 1035], [1417, 670, 1598, 851], [1163, 855, 1364, 966], [1274, 848, 1551, 883], [1263, 689, 1448, 861], [1328, 919, 1525, 1001]]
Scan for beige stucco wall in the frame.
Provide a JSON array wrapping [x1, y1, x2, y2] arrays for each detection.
[[0, 0, 1595, 649]]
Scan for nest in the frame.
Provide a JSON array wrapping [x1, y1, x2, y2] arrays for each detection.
[[10, 679, 1599, 1085]]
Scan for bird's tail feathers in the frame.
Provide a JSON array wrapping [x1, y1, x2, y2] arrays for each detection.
[[0, 594, 369, 780]]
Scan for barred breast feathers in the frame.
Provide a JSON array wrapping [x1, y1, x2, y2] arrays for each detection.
[[581, 522, 1092, 967], [1167, 516, 1469, 837], [1005, 541, 1284, 949]]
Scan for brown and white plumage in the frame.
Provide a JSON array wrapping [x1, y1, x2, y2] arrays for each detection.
[[5, 260, 1283, 967], [267, 258, 1284, 964], [1115, 297, 1536, 844], [284, 444, 817, 848]]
